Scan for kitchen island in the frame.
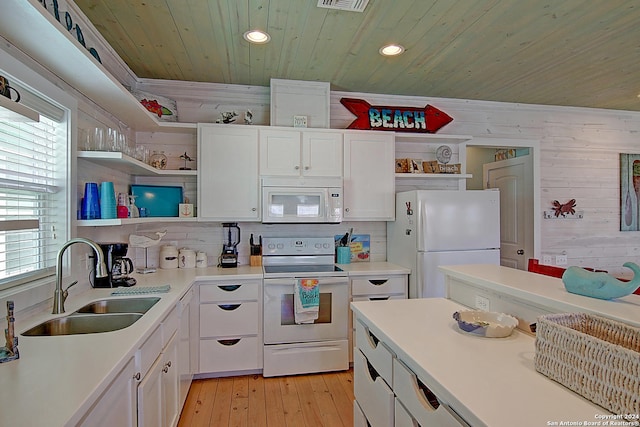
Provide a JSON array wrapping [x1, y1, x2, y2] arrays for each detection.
[[351, 265, 640, 426]]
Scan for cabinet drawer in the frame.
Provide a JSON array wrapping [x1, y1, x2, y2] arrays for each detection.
[[199, 336, 260, 373], [136, 325, 162, 378], [351, 276, 406, 296], [354, 349, 394, 427], [161, 305, 179, 346], [354, 400, 369, 427], [200, 301, 259, 337], [393, 358, 466, 427], [200, 280, 260, 302], [352, 294, 405, 303], [355, 320, 394, 384]]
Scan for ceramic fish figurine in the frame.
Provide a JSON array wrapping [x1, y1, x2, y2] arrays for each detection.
[[562, 262, 640, 300]]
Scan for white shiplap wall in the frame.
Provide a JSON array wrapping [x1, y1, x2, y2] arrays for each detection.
[[79, 81, 640, 278]]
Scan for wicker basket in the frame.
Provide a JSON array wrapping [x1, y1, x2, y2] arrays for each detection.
[[535, 313, 640, 415]]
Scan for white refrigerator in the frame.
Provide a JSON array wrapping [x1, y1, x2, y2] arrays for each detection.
[[387, 190, 501, 299]]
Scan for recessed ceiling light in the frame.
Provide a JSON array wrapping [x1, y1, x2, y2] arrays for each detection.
[[243, 30, 271, 44], [379, 44, 405, 56]]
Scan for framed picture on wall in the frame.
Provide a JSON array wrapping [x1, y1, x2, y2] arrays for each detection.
[[620, 153, 640, 231]]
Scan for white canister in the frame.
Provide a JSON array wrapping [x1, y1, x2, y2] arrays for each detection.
[[179, 248, 196, 268], [159, 245, 179, 269], [196, 251, 207, 268]]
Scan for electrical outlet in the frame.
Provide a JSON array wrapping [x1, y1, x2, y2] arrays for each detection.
[[556, 255, 568, 265], [542, 255, 552, 265], [475, 295, 490, 311]]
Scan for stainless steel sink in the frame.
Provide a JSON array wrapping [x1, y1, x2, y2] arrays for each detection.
[[22, 313, 143, 336], [74, 297, 160, 314]]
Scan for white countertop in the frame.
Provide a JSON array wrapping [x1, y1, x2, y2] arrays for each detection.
[[439, 264, 640, 328], [351, 298, 611, 427], [1, 265, 262, 427], [2, 262, 407, 426]]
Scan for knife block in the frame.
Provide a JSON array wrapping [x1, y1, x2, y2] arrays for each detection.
[[250, 255, 262, 267]]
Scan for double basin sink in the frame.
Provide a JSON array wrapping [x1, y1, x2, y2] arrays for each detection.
[[22, 297, 160, 337]]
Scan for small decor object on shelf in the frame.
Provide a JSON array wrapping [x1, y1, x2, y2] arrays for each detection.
[[132, 90, 177, 121], [340, 97, 453, 133], [293, 115, 308, 128], [149, 150, 167, 170], [216, 111, 238, 124], [0, 76, 21, 102], [562, 261, 640, 300], [244, 110, 253, 125], [179, 151, 194, 170], [435, 145, 452, 164]]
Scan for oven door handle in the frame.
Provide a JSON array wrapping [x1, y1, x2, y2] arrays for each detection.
[[264, 277, 348, 286]]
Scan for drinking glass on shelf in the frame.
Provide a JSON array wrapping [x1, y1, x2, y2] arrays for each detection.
[[107, 128, 118, 152], [78, 128, 91, 151], [93, 127, 105, 151], [117, 133, 127, 154]]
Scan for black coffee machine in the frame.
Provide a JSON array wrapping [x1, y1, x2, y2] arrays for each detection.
[[92, 243, 137, 287]]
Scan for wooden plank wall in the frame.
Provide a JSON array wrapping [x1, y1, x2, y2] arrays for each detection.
[[80, 81, 640, 277]]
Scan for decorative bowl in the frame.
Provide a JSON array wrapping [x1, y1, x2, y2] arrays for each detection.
[[453, 310, 518, 338]]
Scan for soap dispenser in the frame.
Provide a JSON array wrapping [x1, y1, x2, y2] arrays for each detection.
[[128, 195, 140, 218]]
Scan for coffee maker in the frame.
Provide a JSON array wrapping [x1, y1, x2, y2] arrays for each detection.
[[92, 243, 137, 287], [220, 223, 240, 268]]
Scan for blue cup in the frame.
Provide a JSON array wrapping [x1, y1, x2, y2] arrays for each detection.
[[336, 246, 351, 264], [99, 181, 116, 219], [81, 182, 100, 219]]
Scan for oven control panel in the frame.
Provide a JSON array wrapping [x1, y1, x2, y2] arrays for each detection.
[[263, 237, 334, 256]]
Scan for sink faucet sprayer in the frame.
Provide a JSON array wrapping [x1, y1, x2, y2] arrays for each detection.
[[53, 238, 109, 314]]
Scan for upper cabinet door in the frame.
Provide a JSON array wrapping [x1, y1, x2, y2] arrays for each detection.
[[259, 129, 302, 176], [343, 131, 395, 221], [260, 128, 343, 177], [198, 124, 260, 221], [302, 131, 343, 177]]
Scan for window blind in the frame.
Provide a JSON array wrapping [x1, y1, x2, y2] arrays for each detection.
[[0, 114, 65, 287]]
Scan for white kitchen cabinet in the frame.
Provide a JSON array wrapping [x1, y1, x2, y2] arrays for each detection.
[[137, 305, 180, 427], [198, 279, 263, 374], [259, 128, 343, 177], [178, 288, 196, 409], [78, 357, 137, 427], [198, 124, 260, 221], [394, 133, 472, 191], [343, 131, 395, 220]]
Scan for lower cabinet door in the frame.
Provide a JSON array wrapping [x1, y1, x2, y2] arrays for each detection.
[[78, 357, 137, 427], [138, 354, 164, 427], [353, 349, 394, 427], [354, 400, 370, 427]]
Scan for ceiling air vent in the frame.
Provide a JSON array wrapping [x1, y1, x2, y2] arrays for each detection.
[[317, 0, 370, 12]]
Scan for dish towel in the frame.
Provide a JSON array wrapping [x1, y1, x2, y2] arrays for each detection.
[[294, 279, 320, 324]]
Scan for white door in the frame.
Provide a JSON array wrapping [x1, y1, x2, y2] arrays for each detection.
[[417, 249, 500, 298], [484, 154, 533, 270]]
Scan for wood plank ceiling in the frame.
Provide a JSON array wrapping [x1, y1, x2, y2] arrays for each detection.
[[74, 0, 640, 111]]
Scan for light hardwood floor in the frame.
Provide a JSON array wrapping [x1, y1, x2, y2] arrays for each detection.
[[178, 369, 354, 427]]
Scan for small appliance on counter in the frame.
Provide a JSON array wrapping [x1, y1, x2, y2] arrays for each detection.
[[92, 243, 137, 287], [220, 222, 240, 268]]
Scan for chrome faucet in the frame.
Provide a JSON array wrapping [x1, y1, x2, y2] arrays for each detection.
[[53, 238, 109, 314]]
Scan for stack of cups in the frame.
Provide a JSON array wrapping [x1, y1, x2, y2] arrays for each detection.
[[81, 182, 100, 219], [99, 182, 117, 219]]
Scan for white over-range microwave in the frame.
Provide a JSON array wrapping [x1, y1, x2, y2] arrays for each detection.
[[261, 176, 343, 223]]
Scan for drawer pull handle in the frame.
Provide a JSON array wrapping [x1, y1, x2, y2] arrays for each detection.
[[369, 279, 388, 286], [366, 358, 380, 382], [218, 338, 241, 346], [218, 285, 241, 292], [218, 303, 241, 311], [369, 296, 390, 301], [366, 327, 380, 347], [416, 376, 441, 410]]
